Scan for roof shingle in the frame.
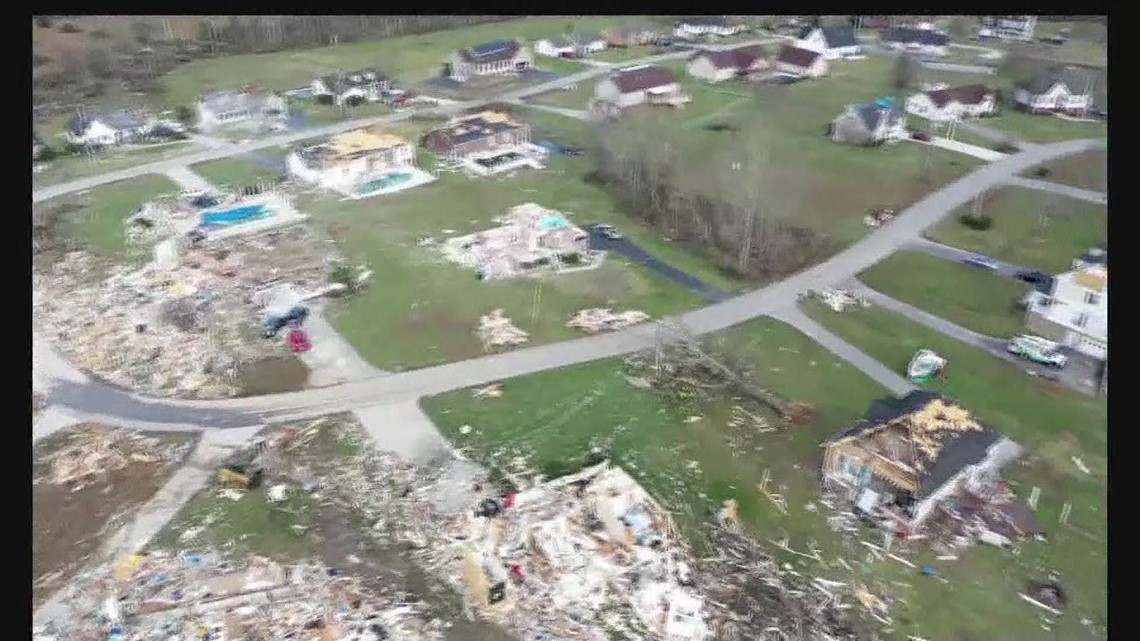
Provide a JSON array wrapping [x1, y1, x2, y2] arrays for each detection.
[[776, 45, 822, 68], [609, 65, 678, 93]]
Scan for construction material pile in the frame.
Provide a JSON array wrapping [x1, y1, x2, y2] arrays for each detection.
[[567, 307, 650, 334], [34, 423, 193, 487], [906, 398, 984, 462], [33, 224, 335, 398], [477, 309, 530, 351], [814, 288, 869, 313], [34, 552, 446, 641], [439, 203, 602, 280]]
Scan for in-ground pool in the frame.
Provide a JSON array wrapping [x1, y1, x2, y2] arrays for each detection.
[[199, 204, 270, 227], [539, 216, 569, 229], [354, 172, 415, 197]]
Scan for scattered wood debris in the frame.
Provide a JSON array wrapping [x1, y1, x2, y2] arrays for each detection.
[[476, 309, 529, 351], [472, 383, 503, 399], [566, 307, 649, 334]]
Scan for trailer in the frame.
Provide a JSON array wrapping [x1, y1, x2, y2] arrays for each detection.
[[1007, 335, 1067, 368]]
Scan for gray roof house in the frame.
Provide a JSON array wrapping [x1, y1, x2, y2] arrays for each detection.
[[65, 108, 151, 146], [795, 26, 862, 59], [196, 89, 287, 131], [830, 101, 908, 145], [1013, 66, 1095, 114]]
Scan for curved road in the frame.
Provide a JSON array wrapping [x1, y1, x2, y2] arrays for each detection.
[[34, 138, 1104, 428]]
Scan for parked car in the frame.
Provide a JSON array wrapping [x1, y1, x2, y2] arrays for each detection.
[[561, 146, 585, 156], [963, 254, 999, 270], [911, 130, 933, 142], [595, 224, 623, 240], [1007, 335, 1068, 369], [1015, 270, 1052, 288]]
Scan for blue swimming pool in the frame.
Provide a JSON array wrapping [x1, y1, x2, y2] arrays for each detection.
[[356, 172, 413, 196], [200, 204, 269, 227], [539, 216, 569, 229]]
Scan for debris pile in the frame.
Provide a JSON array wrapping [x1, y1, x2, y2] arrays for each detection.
[[33, 224, 337, 398], [440, 203, 603, 280], [35, 552, 446, 641], [34, 424, 193, 487], [925, 468, 1043, 552], [863, 208, 895, 228], [477, 309, 530, 351], [814, 288, 870, 313], [566, 308, 650, 334]]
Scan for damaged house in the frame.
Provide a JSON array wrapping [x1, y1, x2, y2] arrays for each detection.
[[196, 88, 287, 132], [446, 40, 533, 83], [286, 126, 434, 198], [310, 68, 389, 106], [420, 110, 545, 176], [823, 391, 1025, 534], [830, 100, 908, 145]]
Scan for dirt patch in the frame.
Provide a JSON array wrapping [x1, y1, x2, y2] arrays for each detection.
[[236, 354, 310, 396], [32, 424, 196, 608]]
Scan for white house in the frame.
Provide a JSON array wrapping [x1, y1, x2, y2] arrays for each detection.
[[795, 26, 862, 59], [675, 17, 745, 39], [880, 27, 949, 57], [978, 16, 1037, 41], [65, 109, 151, 147], [1024, 251, 1107, 360], [1013, 68, 1095, 116], [448, 40, 532, 82], [534, 32, 607, 58], [287, 126, 418, 196], [830, 102, 908, 145], [594, 65, 689, 112], [774, 45, 828, 78], [686, 45, 770, 83], [196, 89, 287, 131], [905, 84, 996, 122], [311, 68, 389, 106]]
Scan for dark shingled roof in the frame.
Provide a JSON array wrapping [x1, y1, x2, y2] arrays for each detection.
[[318, 68, 386, 95], [681, 16, 729, 27], [926, 84, 993, 108], [881, 27, 949, 46], [851, 104, 906, 132], [421, 112, 528, 152], [831, 390, 1004, 499], [609, 65, 678, 93], [776, 45, 822, 68], [694, 44, 769, 70], [459, 40, 521, 63], [798, 26, 860, 48], [1014, 66, 1093, 96]]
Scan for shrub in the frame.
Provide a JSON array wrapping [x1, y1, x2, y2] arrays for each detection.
[[993, 139, 1021, 154], [959, 213, 994, 231], [1032, 166, 1051, 178], [34, 16, 55, 28]]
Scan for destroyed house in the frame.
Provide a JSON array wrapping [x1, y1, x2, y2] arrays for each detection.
[[310, 68, 389, 105], [420, 111, 532, 162], [286, 126, 416, 193], [448, 39, 533, 82], [823, 391, 1023, 530]]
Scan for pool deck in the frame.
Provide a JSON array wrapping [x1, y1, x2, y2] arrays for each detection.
[[342, 167, 437, 200], [201, 194, 310, 241]]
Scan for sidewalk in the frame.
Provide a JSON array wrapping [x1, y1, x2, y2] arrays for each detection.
[[913, 136, 1008, 162]]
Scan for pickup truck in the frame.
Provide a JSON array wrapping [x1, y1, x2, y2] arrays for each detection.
[[1007, 335, 1068, 369]]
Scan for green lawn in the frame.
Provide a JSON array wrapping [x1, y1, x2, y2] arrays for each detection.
[[928, 186, 1107, 273], [982, 110, 1107, 144], [301, 100, 394, 127], [908, 117, 1000, 150], [159, 17, 635, 107], [191, 147, 292, 191], [800, 298, 1106, 641], [1023, 149, 1107, 193], [590, 45, 660, 63], [34, 174, 180, 264], [859, 250, 1031, 338], [33, 142, 197, 188]]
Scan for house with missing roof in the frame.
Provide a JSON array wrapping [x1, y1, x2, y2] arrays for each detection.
[[65, 108, 152, 147], [447, 40, 532, 83], [286, 126, 430, 197], [592, 65, 690, 116], [795, 26, 862, 59], [905, 84, 996, 122], [674, 17, 745, 39], [977, 16, 1037, 42], [1024, 249, 1107, 360], [686, 45, 770, 83], [535, 32, 607, 58], [830, 102, 908, 145], [420, 110, 545, 176], [602, 24, 660, 48], [774, 45, 828, 79], [880, 28, 950, 57], [824, 391, 1026, 535], [1012, 67, 1095, 116], [311, 68, 389, 106], [196, 89, 287, 132]]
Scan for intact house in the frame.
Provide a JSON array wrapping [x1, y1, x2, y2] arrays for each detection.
[[1013, 67, 1095, 116], [420, 110, 545, 176], [774, 45, 828, 79], [674, 17, 745, 39], [311, 68, 389, 106], [906, 84, 996, 122], [830, 102, 908, 145], [687, 45, 770, 83], [286, 126, 419, 196], [592, 65, 691, 116], [978, 15, 1037, 41], [196, 89, 287, 132], [880, 28, 949, 58], [65, 109, 152, 147], [1024, 251, 1107, 360], [447, 40, 532, 83], [795, 26, 862, 60], [535, 32, 607, 58], [603, 24, 660, 48], [823, 390, 1027, 536]]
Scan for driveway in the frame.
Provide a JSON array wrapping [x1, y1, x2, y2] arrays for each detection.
[[912, 137, 1006, 162], [1004, 175, 1108, 204], [585, 224, 730, 302], [906, 237, 1046, 287]]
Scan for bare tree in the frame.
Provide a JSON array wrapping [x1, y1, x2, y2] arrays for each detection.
[[891, 53, 920, 92]]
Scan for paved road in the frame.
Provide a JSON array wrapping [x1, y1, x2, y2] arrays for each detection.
[[1004, 175, 1108, 204], [906, 237, 1043, 284], [32, 39, 783, 205], [584, 225, 731, 302], [33, 138, 1103, 427], [845, 279, 1102, 396], [514, 99, 591, 121]]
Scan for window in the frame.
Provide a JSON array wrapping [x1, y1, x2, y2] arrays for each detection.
[[1074, 313, 1089, 328], [1084, 291, 1100, 305]]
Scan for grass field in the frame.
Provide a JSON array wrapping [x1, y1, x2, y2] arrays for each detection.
[[1024, 149, 1107, 192], [799, 299, 1106, 641], [191, 145, 293, 190], [33, 141, 197, 188], [34, 174, 180, 265], [982, 110, 1107, 144], [928, 186, 1107, 273], [859, 250, 1031, 337], [158, 17, 636, 107], [590, 45, 661, 63]]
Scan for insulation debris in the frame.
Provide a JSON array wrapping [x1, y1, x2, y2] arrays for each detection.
[[34, 424, 193, 486], [472, 383, 504, 399], [814, 288, 870, 313], [476, 309, 530, 351], [566, 308, 650, 334]]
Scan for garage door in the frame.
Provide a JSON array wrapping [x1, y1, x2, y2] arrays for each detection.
[[1069, 333, 1107, 360]]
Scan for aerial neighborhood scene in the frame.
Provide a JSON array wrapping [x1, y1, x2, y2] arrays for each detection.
[[32, 14, 1107, 641]]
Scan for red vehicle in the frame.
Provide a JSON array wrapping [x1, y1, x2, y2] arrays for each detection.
[[287, 329, 312, 353]]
